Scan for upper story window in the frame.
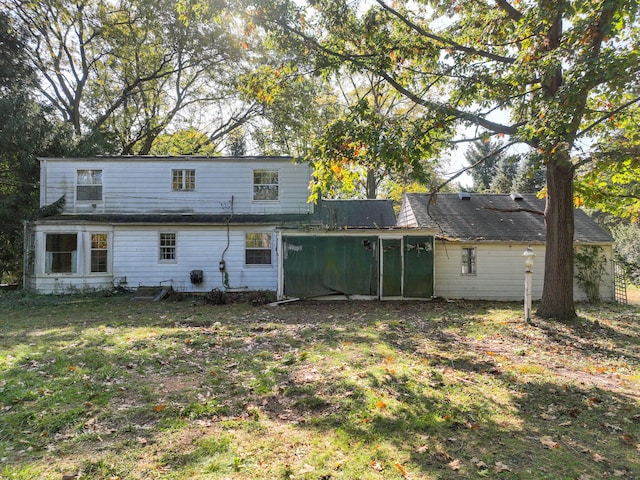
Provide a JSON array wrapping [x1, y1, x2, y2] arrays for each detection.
[[172, 169, 196, 191], [159, 233, 177, 263], [253, 169, 278, 201], [77, 170, 102, 201], [462, 247, 476, 275], [245, 233, 272, 265]]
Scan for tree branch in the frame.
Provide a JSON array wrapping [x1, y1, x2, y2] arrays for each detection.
[[375, 0, 517, 65]]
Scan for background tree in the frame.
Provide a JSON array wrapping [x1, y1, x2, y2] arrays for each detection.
[[148, 128, 218, 156], [490, 155, 520, 194], [464, 139, 503, 192], [5, 0, 255, 154], [610, 222, 640, 286], [250, 0, 640, 319], [512, 154, 546, 194], [307, 74, 450, 200], [0, 12, 76, 281]]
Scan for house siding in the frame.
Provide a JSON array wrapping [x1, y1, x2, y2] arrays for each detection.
[[112, 225, 279, 292], [434, 242, 614, 302], [40, 157, 312, 216]]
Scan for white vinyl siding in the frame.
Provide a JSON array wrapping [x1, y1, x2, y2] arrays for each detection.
[[434, 242, 614, 302], [110, 226, 279, 293], [41, 158, 311, 215]]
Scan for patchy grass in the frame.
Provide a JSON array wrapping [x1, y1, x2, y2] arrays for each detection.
[[1, 291, 639, 480], [627, 284, 640, 305]]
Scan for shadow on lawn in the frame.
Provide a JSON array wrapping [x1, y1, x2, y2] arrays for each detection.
[[1, 296, 639, 479]]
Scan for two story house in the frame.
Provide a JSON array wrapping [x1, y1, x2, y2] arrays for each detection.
[[25, 156, 315, 294], [24, 156, 437, 298]]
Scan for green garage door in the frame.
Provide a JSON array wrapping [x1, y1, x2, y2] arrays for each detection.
[[283, 235, 378, 298], [403, 236, 434, 298]]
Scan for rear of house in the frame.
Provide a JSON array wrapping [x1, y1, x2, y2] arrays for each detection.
[[25, 156, 313, 293]]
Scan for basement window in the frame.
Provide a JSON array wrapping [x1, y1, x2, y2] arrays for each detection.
[[461, 247, 476, 275], [45, 233, 77, 273]]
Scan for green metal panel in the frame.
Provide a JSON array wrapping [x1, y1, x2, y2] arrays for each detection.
[[283, 235, 378, 298], [381, 238, 402, 297], [403, 236, 434, 298]]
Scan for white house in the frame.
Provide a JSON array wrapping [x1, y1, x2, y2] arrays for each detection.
[[25, 156, 434, 298], [24, 158, 615, 302], [396, 192, 616, 302], [25, 156, 315, 293]]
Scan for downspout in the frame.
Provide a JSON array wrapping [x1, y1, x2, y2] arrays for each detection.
[[22, 221, 28, 289], [220, 195, 233, 289]]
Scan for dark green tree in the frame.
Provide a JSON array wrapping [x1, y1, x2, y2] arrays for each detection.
[[0, 12, 73, 281], [464, 140, 503, 192]]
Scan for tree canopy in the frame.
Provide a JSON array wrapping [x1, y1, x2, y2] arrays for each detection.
[[247, 0, 640, 319]]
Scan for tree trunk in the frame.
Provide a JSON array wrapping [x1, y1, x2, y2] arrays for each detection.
[[365, 168, 377, 199], [536, 155, 576, 320]]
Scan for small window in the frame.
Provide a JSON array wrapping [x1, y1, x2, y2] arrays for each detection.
[[172, 169, 196, 191], [245, 233, 272, 265], [462, 247, 476, 275], [77, 170, 102, 201], [253, 169, 278, 201], [159, 233, 176, 262], [45, 233, 77, 273], [91, 233, 108, 273]]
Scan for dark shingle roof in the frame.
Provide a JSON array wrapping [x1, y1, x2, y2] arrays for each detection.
[[403, 193, 613, 243], [318, 199, 396, 228], [35, 199, 397, 230]]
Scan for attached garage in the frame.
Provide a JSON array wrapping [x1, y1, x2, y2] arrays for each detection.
[[280, 233, 434, 300]]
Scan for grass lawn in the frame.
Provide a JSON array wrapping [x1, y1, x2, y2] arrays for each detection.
[[1, 292, 639, 480]]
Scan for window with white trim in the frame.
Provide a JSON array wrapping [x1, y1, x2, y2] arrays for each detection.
[[245, 233, 272, 265], [45, 233, 78, 273], [462, 247, 476, 275], [159, 233, 177, 262], [172, 169, 196, 191], [253, 169, 278, 201], [77, 170, 102, 201], [91, 233, 108, 273]]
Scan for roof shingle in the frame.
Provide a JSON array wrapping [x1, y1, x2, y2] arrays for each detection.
[[401, 193, 613, 243]]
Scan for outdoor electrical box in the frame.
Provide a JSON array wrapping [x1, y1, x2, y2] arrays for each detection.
[[190, 269, 203, 284]]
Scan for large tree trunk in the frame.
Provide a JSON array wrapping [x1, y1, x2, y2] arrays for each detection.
[[536, 155, 576, 320], [365, 168, 377, 199]]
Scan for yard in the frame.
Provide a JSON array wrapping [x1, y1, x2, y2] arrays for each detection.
[[1, 292, 639, 480]]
